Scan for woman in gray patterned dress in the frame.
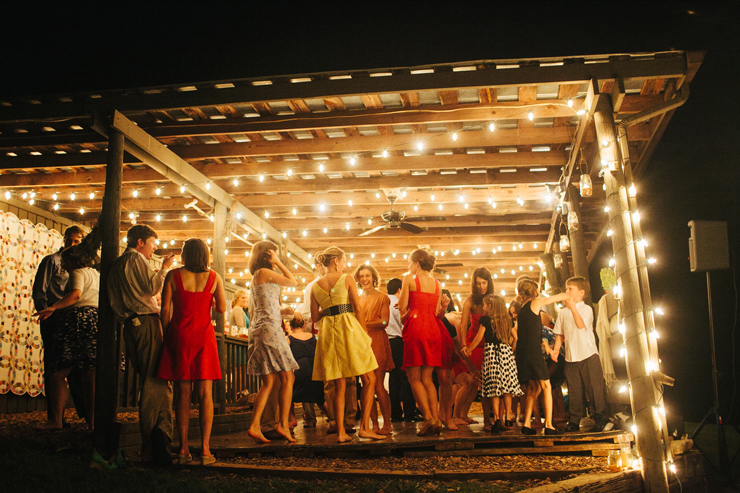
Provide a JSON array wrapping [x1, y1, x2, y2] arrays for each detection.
[[246, 241, 300, 444]]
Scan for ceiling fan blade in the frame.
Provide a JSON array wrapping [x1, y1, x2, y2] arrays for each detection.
[[359, 224, 387, 236], [400, 222, 424, 234]]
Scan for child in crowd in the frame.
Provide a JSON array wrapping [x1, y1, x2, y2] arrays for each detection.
[[469, 294, 522, 433], [551, 276, 610, 432]]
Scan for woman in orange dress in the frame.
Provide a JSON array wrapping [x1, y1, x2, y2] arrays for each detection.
[[354, 264, 394, 435]]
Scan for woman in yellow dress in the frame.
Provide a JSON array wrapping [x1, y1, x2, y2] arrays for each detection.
[[311, 247, 386, 444]]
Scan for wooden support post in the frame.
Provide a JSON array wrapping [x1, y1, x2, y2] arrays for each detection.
[[94, 126, 124, 455], [553, 241, 571, 290], [567, 186, 591, 304], [212, 202, 228, 415], [538, 252, 562, 294], [593, 94, 668, 492]]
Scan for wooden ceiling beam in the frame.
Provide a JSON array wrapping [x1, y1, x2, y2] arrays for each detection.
[[0, 52, 687, 123], [168, 127, 576, 160]]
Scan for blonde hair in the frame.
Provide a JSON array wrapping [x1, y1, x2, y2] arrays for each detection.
[[353, 263, 380, 288], [231, 289, 248, 309], [517, 279, 539, 300], [483, 294, 512, 343], [315, 246, 345, 267], [410, 249, 436, 271]]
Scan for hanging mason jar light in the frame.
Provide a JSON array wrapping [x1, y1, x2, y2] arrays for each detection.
[[579, 173, 593, 197], [568, 209, 580, 231], [554, 253, 563, 269], [559, 219, 571, 252]]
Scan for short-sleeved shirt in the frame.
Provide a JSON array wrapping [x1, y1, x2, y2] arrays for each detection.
[[553, 301, 597, 363], [386, 294, 403, 338], [68, 267, 100, 308]]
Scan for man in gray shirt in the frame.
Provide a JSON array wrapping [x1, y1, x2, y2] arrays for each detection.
[[108, 224, 174, 465], [32, 225, 85, 427]]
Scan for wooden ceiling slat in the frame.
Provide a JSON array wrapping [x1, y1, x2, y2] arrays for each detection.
[[399, 92, 420, 107]]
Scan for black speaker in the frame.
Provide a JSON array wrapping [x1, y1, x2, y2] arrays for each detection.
[[688, 220, 730, 272]]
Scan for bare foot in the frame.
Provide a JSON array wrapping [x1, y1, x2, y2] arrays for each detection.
[[444, 420, 459, 431], [453, 417, 469, 425], [483, 424, 492, 432], [247, 428, 270, 444], [463, 416, 478, 424], [337, 431, 353, 443], [378, 424, 393, 435], [358, 427, 387, 440], [275, 425, 297, 443]]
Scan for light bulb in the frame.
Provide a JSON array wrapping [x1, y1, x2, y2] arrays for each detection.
[[287, 169, 292, 176], [382, 149, 388, 158], [52, 193, 58, 201], [259, 174, 264, 182], [628, 185, 636, 197], [133, 190, 139, 198], [367, 218, 372, 225], [79, 207, 85, 214], [205, 182, 211, 190], [323, 227, 328, 234], [604, 205, 610, 213], [438, 204, 443, 210], [648, 258, 657, 264], [182, 215, 187, 222], [417, 142, 424, 150], [567, 99, 573, 108], [528, 111, 534, 121], [452, 132, 458, 142], [350, 156, 356, 166], [89, 192, 95, 200], [155, 214, 161, 221], [348, 199, 352, 207], [155, 188, 161, 195], [29, 199, 35, 205], [70, 193, 76, 201], [489, 122, 495, 132], [180, 186, 185, 193], [319, 164, 324, 172], [53, 203, 59, 210], [292, 208, 297, 215], [345, 223, 350, 231], [264, 211, 269, 218]]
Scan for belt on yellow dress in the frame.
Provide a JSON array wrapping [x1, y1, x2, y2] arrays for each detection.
[[325, 304, 353, 316]]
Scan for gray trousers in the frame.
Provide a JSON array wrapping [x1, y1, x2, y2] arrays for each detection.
[[564, 353, 608, 425], [323, 378, 357, 427], [123, 314, 173, 462]]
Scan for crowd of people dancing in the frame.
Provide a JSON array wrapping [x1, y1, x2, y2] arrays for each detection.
[[33, 222, 610, 464]]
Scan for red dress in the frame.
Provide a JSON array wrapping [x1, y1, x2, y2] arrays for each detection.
[[157, 269, 222, 381], [402, 276, 442, 369], [452, 312, 484, 375]]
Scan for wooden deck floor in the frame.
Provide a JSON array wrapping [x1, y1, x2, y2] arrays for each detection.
[[208, 416, 632, 459]]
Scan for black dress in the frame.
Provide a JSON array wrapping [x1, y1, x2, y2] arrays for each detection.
[[288, 335, 325, 404], [515, 301, 550, 383]]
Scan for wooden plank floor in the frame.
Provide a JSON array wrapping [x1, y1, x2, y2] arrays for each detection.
[[208, 414, 632, 458]]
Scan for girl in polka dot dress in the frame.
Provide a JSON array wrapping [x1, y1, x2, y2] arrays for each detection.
[[469, 294, 523, 433]]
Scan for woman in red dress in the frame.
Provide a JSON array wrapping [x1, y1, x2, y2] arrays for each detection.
[[157, 238, 227, 465], [398, 249, 443, 436], [453, 267, 494, 427]]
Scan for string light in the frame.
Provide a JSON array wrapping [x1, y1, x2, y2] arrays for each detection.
[[287, 169, 293, 177], [292, 208, 297, 215], [528, 111, 534, 121], [348, 199, 353, 207], [70, 193, 76, 201], [350, 156, 356, 166], [132, 190, 139, 198], [452, 132, 458, 142], [205, 182, 211, 190], [264, 211, 269, 218], [53, 203, 59, 210], [489, 122, 495, 132], [259, 174, 265, 182], [79, 207, 85, 215], [382, 149, 388, 158], [89, 192, 95, 200], [155, 187, 162, 195], [567, 99, 573, 108], [180, 186, 185, 193]]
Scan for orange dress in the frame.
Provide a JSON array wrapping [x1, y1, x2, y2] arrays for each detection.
[[358, 290, 395, 372]]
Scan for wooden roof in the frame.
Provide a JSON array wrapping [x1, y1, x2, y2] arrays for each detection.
[[0, 50, 703, 305]]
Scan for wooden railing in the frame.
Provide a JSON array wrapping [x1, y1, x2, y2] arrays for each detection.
[[117, 333, 260, 411]]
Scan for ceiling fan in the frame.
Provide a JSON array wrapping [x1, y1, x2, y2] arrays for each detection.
[[359, 191, 425, 236]]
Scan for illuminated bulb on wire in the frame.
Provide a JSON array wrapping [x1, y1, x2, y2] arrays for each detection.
[[302, 230, 307, 237], [180, 186, 185, 193], [264, 211, 269, 218], [368, 218, 372, 225], [89, 192, 95, 200], [655, 307, 664, 315], [619, 385, 628, 394], [209, 215, 214, 222], [607, 230, 613, 237], [282, 232, 287, 238], [604, 206, 610, 213], [452, 133, 457, 142], [350, 156, 356, 166], [567, 99, 573, 108], [345, 223, 350, 231], [155, 188, 161, 195], [205, 182, 211, 190], [323, 227, 328, 234], [489, 122, 495, 132], [438, 204, 443, 211], [319, 164, 324, 172], [382, 149, 388, 158], [52, 193, 57, 201], [292, 208, 297, 215], [413, 205, 418, 211], [633, 211, 641, 222], [182, 215, 187, 222], [22, 192, 28, 200], [236, 213, 242, 220], [602, 139, 609, 147], [609, 257, 616, 266], [348, 199, 353, 207], [262, 233, 267, 239], [528, 111, 534, 121], [464, 203, 468, 209], [516, 197, 524, 206], [53, 203, 59, 210], [29, 199, 35, 205], [431, 194, 435, 201], [132, 190, 139, 198], [648, 258, 657, 264], [79, 207, 85, 215], [417, 142, 424, 150], [628, 185, 636, 197], [371, 253, 375, 258], [155, 214, 161, 222], [640, 239, 648, 248], [577, 109, 586, 116], [259, 174, 264, 182], [70, 193, 76, 201], [287, 169, 292, 177]]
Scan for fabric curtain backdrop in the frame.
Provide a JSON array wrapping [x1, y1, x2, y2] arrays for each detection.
[[0, 211, 63, 397]]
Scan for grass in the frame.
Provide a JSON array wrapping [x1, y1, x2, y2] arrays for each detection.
[[0, 435, 525, 493]]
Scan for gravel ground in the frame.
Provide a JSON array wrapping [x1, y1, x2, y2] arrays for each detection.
[[0, 407, 611, 491]]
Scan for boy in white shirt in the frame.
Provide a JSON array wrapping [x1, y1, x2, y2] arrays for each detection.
[[551, 276, 609, 432]]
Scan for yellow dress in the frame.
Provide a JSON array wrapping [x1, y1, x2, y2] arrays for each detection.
[[311, 274, 378, 381]]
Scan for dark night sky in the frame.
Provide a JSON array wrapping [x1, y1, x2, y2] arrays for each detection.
[[2, 1, 739, 422]]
